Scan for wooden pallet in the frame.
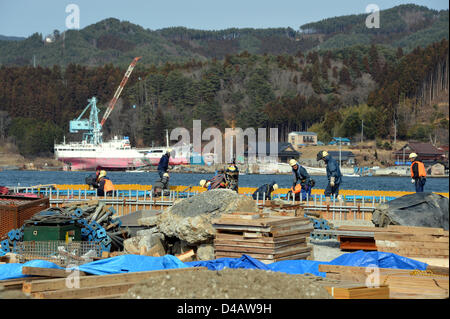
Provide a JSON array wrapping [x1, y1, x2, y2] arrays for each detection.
[[212, 214, 313, 263], [375, 225, 449, 259], [319, 264, 449, 299]]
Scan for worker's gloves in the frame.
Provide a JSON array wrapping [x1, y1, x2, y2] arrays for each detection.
[[411, 179, 415, 184], [329, 177, 335, 187]]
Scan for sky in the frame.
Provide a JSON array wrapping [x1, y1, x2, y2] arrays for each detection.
[[0, 0, 448, 38]]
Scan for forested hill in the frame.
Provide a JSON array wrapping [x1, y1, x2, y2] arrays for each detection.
[[0, 4, 448, 67]]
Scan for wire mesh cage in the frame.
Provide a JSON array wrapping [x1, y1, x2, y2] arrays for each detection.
[[15, 241, 103, 267]]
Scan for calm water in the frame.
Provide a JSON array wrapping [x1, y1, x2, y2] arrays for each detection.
[[1, 170, 448, 193]]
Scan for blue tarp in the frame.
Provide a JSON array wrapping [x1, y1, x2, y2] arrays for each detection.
[[186, 251, 428, 277], [0, 260, 63, 281], [0, 251, 428, 281], [77, 254, 187, 275]]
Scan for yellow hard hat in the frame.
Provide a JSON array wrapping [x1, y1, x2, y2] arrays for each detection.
[[273, 184, 279, 190], [409, 153, 418, 159], [228, 166, 236, 171], [289, 159, 297, 167], [99, 170, 107, 178], [167, 148, 173, 153], [199, 180, 207, 187]]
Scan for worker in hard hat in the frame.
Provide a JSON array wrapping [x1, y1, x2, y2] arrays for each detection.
[[252, 181, 279, 200], [96, 170, 115, 197], [289, 159, 314, 201], [157, 148, 172, 178], [225, 158, 239, 193], [153, 172, 170, 196], [317, 151, 342, 201], [199, 179, 212, 190], [409, 153, 426, 192], [200, 172, 228, 190], [85, 166, 102, 190]]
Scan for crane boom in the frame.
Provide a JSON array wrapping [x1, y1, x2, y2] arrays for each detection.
[[100, 56, 141, 127]]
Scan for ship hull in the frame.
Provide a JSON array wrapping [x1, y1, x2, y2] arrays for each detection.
[[58, 157, 189, 171]]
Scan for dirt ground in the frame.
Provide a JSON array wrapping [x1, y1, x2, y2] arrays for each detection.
[[122, 268, 334, 299]]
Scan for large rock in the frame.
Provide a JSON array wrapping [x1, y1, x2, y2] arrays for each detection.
[[156, 189, 258, 245], [372, 192, 449, 229]]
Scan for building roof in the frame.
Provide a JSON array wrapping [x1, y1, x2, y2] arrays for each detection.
[[328, 151, 355, 160], [393, 142, 444, 156], [245, 142, 300, 157], [332, 137, 351, 142], [288, 131, 317, 136]]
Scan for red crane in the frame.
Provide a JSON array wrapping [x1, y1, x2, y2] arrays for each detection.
[[100, 56, 142, 127]]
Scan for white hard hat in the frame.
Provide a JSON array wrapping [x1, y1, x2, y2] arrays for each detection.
[[409, 153, 418, 159], [199, 180, 207, 187], [99, 170, 107, 178], [273, 184, 279, 190], [163, 173, 169, 178], [289, 159, 297, 167]]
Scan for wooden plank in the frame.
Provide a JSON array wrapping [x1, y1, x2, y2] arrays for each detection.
[[325, 284, 390, 299], [377, 246, 449, 258], [22, 267, 87, 278], [374, 233, 449, 242], [386, 225, 447, 235], [338, 226, 391, 232], [215, 232, 309, 243], [212, 216, 310, 227], [32, 282, 134, 299], [23, 267, 206, 294], [214, 241, 308, 254], [376, 240, 449, 250], [214, 237, 306, 249], [214, 246, 311, 259], [215, 251, 312, 263]]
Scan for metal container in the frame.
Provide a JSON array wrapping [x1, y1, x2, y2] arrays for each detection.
[[23, 224, 81, 242], [0, 195, 49, 238]]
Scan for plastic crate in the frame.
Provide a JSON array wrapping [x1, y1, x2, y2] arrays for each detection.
[[0, 195, 49, 238]]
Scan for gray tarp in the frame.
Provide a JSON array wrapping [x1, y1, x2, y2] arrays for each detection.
[[372, 192, 449, 230]]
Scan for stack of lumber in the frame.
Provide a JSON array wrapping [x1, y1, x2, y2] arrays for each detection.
[[374, 225, 449, 260], [0, 266, 206, 299], [212, 212, 313, 263], [319, 264, 449, 299], [323, 282, 390, 299]]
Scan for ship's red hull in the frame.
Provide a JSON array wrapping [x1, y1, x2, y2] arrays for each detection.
[[59, 157, 189, 171]]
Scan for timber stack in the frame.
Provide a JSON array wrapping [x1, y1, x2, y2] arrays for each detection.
[[212, 213, 314, 263]]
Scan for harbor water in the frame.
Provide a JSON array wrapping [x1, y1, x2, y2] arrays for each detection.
[[1, 170, 448, 193]]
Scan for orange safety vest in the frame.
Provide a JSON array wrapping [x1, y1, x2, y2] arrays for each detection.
[[410, 161, 426, 178], [103, 179, 115, 192]]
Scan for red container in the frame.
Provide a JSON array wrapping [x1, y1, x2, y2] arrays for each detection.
[[0, 195, 49, 238]]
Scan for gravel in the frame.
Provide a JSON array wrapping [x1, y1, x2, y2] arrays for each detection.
[[122, 268, 334, 299]]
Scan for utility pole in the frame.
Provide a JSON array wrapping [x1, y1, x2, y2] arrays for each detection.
[[361, 119, 364, 144], [339, 138, 342, 167]]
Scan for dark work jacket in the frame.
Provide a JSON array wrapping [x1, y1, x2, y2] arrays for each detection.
[[252, 182, 276, 200], [324, 155, 342, 184], [157, 154, 170, 172], [292, 164, 311, 188]]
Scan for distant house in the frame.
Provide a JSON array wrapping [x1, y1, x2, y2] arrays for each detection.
[[329, 137, 351, 146], [327, 151, 356, 166], [288, 132, 318, 148], [245, 142, 300, 163], [393, 142, 445, 164]]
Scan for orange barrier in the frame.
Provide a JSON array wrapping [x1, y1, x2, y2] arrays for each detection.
[[54, 184, 449, 198]]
